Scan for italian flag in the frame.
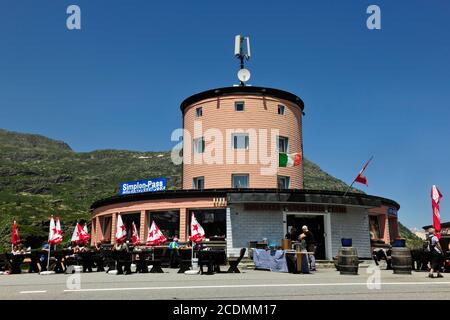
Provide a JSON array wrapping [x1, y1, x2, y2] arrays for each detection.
[[279, 152, 301, 167]]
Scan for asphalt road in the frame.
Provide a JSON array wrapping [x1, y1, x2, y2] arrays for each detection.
[[1, 268, 449, 300]]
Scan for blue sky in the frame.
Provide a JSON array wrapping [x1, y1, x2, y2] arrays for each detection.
[[1, 1, 449, 229]]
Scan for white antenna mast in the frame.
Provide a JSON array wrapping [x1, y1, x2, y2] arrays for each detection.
[[234, 35, 251, 86]]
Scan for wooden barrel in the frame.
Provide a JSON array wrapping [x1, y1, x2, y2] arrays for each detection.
[[281, 239, 291, 250], [391, 247, 412, 274], [337, 247, 359, 275]]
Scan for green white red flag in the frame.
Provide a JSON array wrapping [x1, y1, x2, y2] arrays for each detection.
[[279, 152, 301, 167]]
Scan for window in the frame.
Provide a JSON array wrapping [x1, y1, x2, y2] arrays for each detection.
[[278, 105, 285, 115], [188, 209, 226, 239], [193, 137, 205, 153], [121, 213, 141, 242], [149, 211, 180, 239], [232, 174, 249, 188], [192, 176, 205, 190], [196, 107, 203, 117], [278, 136, 289, 153], [277, 176, 290, 189], [235, 101, 245, 111], [369, 215, 381, 240], [231, 133, 249, 150]]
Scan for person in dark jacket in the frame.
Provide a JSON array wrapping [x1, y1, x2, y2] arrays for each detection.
[[285, 227, 298, 241], [428, 228, 444, 278]]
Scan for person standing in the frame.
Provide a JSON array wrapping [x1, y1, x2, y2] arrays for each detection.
[[299, 225, 316, 271], [428, 228, 444, 278], [285, 227, 298, 242]]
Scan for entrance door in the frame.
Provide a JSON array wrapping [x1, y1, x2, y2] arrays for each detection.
[[287, 215, 326, 260]]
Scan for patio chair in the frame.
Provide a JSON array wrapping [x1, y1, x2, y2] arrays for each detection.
[[227, 248, 246, 273]]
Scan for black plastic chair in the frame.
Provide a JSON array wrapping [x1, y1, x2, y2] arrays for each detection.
[[227, 248, 246, 273]]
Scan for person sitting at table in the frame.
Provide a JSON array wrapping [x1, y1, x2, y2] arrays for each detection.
[[114, 240, 131, 275], [92, 242, 105, 272], [39, 242, 50, 271], [12, 245, 20, 255]]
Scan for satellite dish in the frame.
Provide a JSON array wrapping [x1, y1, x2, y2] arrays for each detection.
[[237, 68, 251, 83]]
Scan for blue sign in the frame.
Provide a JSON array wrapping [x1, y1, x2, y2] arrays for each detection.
[[388, 207, 397, 217], [120, 178, 167, 195]]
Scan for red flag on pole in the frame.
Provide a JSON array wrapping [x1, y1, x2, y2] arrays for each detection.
[[78, 223, 90, 244], [131, 222, 140, 245], [146, 221, 167, 246], [431, 185, 443, 240], [189, 213, 205, 243], [354, 156, 373, 186], [115, 214, 127, 243], [48, 216, 62, 245], [11, 220, 20, 245]]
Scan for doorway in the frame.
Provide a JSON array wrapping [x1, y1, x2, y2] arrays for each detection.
[[286, 214, 326, 260]]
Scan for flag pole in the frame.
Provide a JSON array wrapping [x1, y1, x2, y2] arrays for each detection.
[[342, 180, 356, 198], [343, 156, 373, 197], [47, 243, 51, 271]]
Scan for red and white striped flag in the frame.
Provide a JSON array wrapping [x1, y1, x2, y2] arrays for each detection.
[[354, 156, 373, 186], [431, 185, 443, 240]]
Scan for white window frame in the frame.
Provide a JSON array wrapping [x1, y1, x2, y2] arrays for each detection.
[[193, 137, 205, 154], [231, 133, 249, 150], [234, 101, 245, 112], [277, 175, 290, 189], [192, 176, 205, 190], [278, 136, 289, 153], [231, 174, 249, 188], [278, 104, 285, 115], [196, 107, 203, 117]]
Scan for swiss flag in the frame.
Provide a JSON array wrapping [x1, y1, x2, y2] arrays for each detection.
[[115, 214, 127, 243], [189, 213, 205, 243], [11, 220, 21, 245], [431, 185, 443, 240], [146, 221, 167, 246], [132, 222, 140, 245]]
